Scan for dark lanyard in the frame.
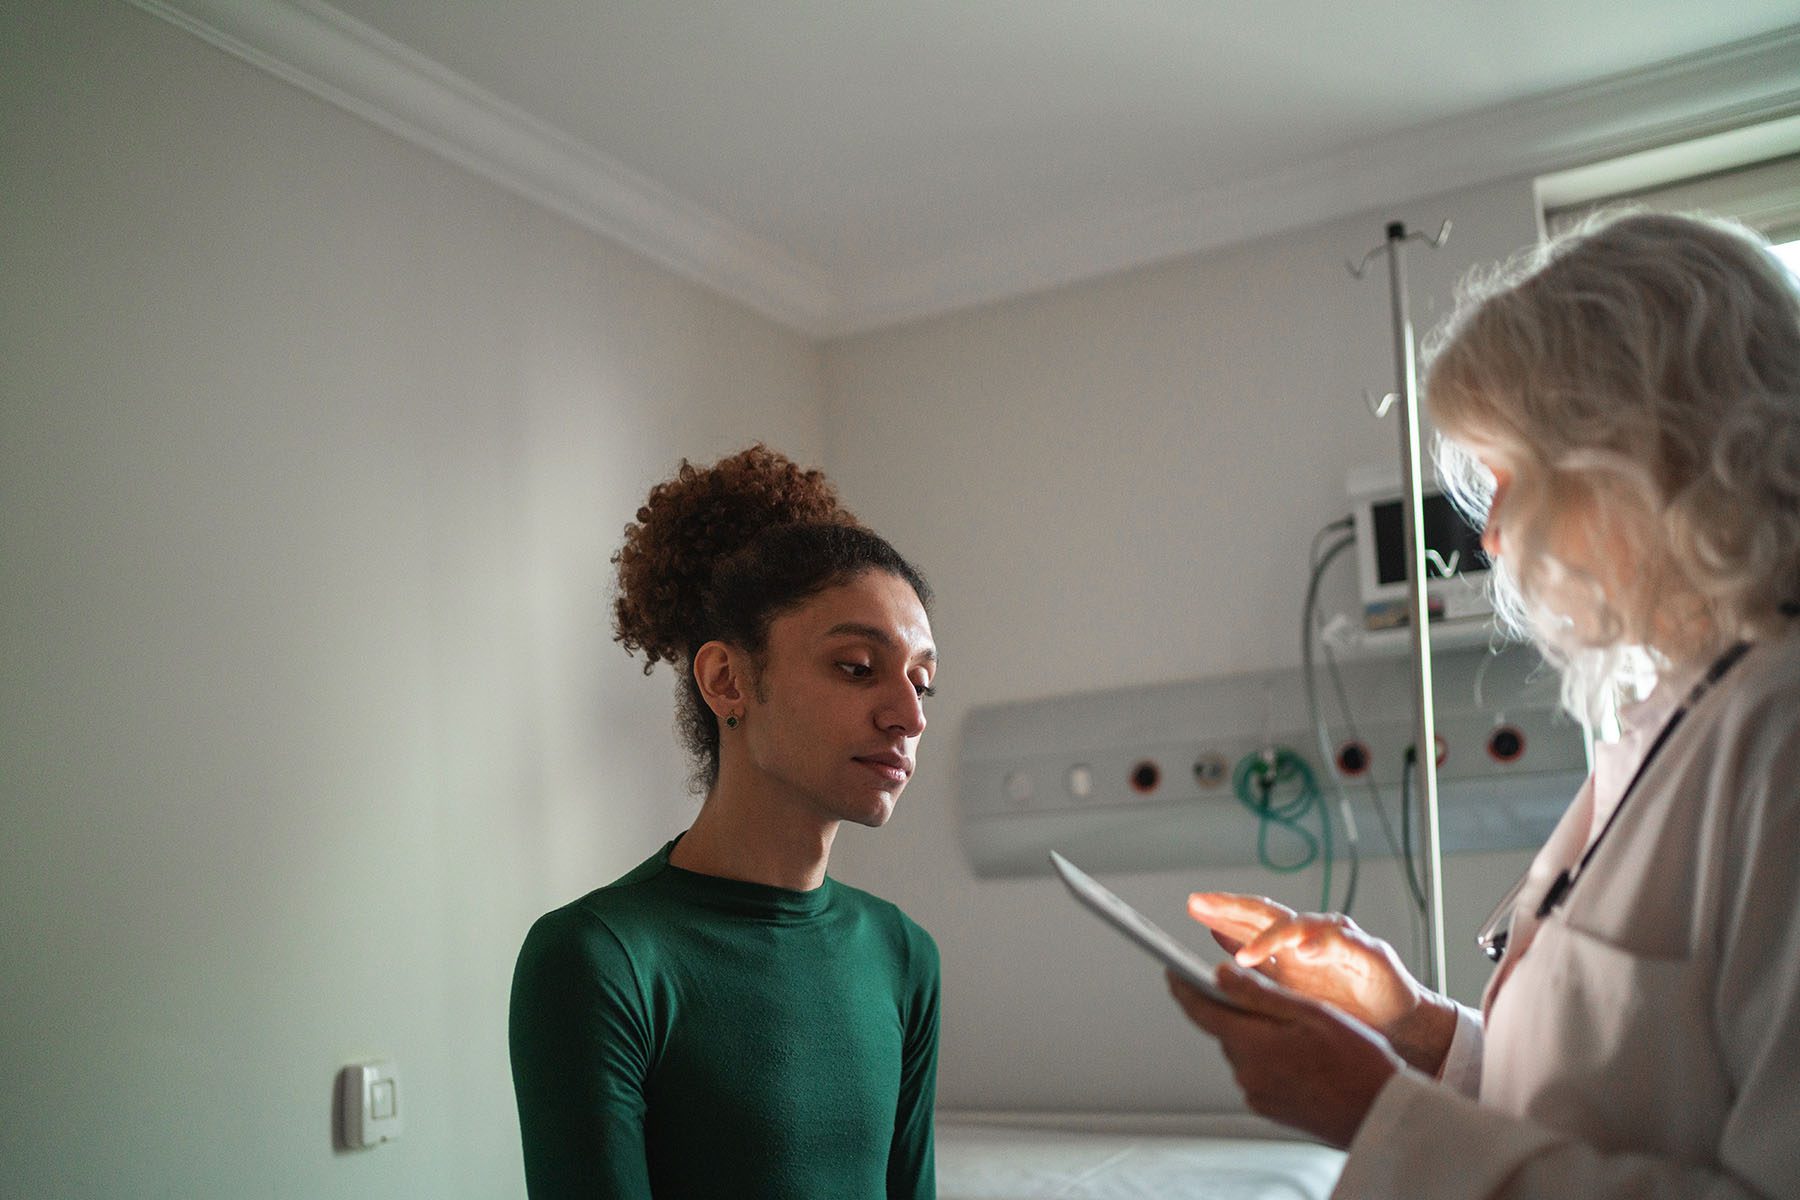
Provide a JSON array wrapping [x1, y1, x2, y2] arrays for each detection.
[[1532, 639, 1752, 922]]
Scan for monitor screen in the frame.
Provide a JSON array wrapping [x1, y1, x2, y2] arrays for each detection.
[[1370, 492, 1489, 587]]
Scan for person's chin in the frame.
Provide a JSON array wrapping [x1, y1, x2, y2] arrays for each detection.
[[843, 786, 901, 828]]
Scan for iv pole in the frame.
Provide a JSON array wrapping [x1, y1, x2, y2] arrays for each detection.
[[1349, 219, 1451, 991]]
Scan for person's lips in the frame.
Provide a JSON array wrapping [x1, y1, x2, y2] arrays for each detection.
[[853, 750, 913, 783]]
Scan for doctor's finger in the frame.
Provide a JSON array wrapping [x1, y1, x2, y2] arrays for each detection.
[[1208, 929, 1247, 956], [1186, 893, 1295, 941], [1214, 961, 1318, 1023], [1234, 916, 1356, 971], [1232, 920, 1314, 969], [1166, 970, 1271, 1037]]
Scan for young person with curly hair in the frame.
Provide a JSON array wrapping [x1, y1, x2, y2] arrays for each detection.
[[509, 446, 941, 1199], [1168, 213, 1800, 1196]]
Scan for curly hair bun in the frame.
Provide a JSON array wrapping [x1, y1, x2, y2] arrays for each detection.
[[612, 444, 852, 669]]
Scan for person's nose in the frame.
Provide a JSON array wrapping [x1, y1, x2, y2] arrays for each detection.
[[1481, 513, 1502, 560], [881, 680, 927, 739]]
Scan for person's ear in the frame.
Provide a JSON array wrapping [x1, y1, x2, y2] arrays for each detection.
[[693, 640, 748, 723]]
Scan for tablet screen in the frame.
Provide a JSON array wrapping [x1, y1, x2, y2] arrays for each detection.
[[1050, 850, 1247, 1011]]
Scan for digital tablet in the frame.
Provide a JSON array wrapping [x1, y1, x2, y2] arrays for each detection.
[[1050, 851, 1250, 1012]]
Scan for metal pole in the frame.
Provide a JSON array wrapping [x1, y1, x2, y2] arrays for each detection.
[[1383, 221, 1448, 992]]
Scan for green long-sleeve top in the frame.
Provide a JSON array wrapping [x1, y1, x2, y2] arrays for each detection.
[[509, 839, 940, 1199]]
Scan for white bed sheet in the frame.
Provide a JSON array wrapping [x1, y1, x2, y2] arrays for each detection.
[[936, 1121, 1345, 1200]]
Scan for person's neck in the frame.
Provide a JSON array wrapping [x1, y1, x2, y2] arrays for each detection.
[[668, 770, 838, 892]]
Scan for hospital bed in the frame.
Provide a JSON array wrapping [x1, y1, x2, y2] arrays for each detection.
[[936, 1112, 1345, 1200]]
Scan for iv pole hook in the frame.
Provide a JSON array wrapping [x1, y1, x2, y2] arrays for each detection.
[[1351, 218, 1452, 423], [1346, 220, 1452, 278]]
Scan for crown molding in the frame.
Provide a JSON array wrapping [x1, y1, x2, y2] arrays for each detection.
[[1536, 112, 1800, 211], [831, 25, 1800, 337], [130, 2, 1799, 341], [127, 0, 842, 337]]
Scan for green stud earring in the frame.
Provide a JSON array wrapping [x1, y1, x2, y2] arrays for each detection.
[[725, 714, 739, 729]]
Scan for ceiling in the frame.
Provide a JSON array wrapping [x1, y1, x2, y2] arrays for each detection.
[[139, 1, 1800, 336]]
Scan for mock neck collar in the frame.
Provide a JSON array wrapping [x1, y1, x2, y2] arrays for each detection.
[[653, 837, 836, 920]]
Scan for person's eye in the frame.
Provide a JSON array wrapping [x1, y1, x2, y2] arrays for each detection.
[[837, 662, 874, 680], [914, 680, 937, 699]]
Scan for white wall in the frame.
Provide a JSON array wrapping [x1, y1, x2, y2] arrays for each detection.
[[822, 180, 1549, 1112], [0, 0, 1608, 1176], [0, 3, 822, 1197]]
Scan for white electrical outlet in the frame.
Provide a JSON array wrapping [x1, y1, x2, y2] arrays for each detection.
[[338, 1060, 402, 1149]]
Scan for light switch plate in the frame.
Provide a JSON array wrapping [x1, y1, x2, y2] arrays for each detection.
[[338, 1060, 402, 1148]]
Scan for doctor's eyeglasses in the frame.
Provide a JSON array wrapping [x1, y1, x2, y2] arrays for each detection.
[[1475, 871, 1531, 963]]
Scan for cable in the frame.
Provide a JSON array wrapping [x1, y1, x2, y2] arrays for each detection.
[[1305, 516, 1424, 919], [1399, 746, 1430, 966], [1327, 638, 1426, 972], [1324, 640, 1427, 909], [1232, 747, 1333, 912], [1303, 514, 1428, 970], [1302, 522, 1360, 915]]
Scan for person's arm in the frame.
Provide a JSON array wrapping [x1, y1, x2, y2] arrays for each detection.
[[1332, 1060, 1786, 1200], [1335, 722, 1800, 1200], [1186, 892, 1461, 1077], [509, 907, 656, 1200], [886, 927, 940, 1200]]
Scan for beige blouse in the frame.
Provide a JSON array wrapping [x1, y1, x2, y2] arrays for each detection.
[[1334, 631, 1800, 1199]]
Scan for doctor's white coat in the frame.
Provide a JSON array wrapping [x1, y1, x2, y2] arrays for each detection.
[[1334, 630, 1800, 1199]]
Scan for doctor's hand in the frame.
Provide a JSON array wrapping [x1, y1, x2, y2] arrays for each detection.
[[1185, 892, 1457, 1076], [1167, 963, 1400, 1149]]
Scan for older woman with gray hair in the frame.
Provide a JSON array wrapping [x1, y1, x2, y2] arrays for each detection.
[[1169, 212, 1800, 1197]]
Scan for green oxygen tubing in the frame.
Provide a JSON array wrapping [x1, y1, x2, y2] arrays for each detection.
[[1231, 746, 1332, 911]]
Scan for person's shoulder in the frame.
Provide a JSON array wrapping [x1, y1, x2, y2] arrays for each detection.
[[1704, 631, 1800, 835], [1744, 629, 1800, 694], [514, 892, 632, 983], [831, 880, 940, 970], [830, 877, 927, 932], [1715, 631, 1800, 741], [514, 846, 678, 976]]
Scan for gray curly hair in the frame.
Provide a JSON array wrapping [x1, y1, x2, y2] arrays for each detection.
[[1425, 210, 1800, 721]]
